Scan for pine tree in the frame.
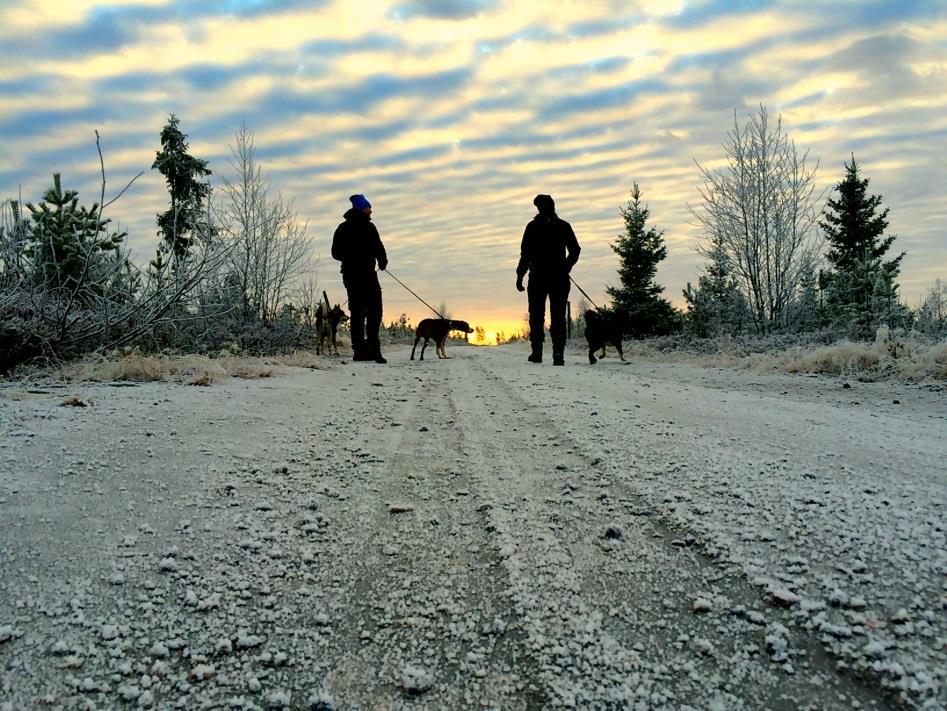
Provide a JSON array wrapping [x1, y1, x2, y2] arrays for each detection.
[[152, 114, 214, 263], [792, 267, 820, 332], [606, 184, 678, 336], [683, 233, 748, 337], [24, 173, 125, 296], [820, 156, 904, 336]]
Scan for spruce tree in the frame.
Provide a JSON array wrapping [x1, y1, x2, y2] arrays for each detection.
[[820, 156, 904, 335], [152, 114, 214, 263], [24, 173, 125, 296], [684, 233, 748, 337], [606, 184, 678, 336]]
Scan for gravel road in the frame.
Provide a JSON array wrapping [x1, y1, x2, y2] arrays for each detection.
[[1, 344, 944, 709]]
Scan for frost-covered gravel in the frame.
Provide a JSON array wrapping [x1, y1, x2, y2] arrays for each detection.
[[0, 344, 944, 709]]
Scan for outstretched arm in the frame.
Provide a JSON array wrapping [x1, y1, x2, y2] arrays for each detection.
[[373, 225, 388, 271]]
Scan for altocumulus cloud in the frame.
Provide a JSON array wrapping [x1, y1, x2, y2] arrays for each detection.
[[1, 0, 945, 330]]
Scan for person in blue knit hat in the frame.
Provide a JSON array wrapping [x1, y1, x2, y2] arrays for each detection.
[[331, 194, 388, 363]]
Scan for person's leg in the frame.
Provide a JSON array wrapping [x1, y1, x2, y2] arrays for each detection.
[[345, 281, 367, 359], [365, 274, 385, 363], [549, 275, 570, 365], [527, 277, 547, 362]]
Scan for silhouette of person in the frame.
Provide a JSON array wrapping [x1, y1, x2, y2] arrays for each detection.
[[516, 194, 581, 365], [331, 194, 388, 363]]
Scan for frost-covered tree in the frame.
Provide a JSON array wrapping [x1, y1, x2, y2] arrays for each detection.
[[683, 232, 749, 337], [23, 173, 125, 296], [218, 124, 312, 323], [819, 156, 905, 336], [690, 106, 822, 332], [914, 279, 946, 336], [607, 184, 678, 336], [791, 266, 821, 332]]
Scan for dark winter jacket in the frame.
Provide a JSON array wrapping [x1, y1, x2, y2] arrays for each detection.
[[331, 209, 387, 278], [516, 212, 580, 279]]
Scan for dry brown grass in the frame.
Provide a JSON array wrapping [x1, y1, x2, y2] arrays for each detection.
[[64, 350, 331, 385], [616, 331, 947, 382]]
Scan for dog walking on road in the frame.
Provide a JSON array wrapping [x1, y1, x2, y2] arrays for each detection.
[[410, 319, 474, 360]]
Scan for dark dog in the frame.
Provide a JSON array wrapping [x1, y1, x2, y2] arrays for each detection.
[[411, 319, 474, 360], [584, 309, 625, 364]]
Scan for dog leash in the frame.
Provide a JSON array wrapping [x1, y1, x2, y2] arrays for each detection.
[[569, 275, 602, 311], [383, 269, 446, 319]]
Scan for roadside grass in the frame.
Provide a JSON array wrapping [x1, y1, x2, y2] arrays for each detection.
[[63, 350, 332, 385], [617, 329, 947, 381]]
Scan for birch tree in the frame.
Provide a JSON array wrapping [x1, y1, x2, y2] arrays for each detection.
[[690, 106, 822, 332], [218, 124, 312, 324]]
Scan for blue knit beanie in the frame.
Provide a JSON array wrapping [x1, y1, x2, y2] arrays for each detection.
[[350, 194, 371, 210]]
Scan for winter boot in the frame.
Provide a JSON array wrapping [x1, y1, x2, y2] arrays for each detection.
[[367, 342, 386, 364], [527, 348, 542, 364], [553, 354, 564, 366]]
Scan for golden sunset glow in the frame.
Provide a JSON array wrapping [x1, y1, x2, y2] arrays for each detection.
[[1, 0, 945, 330]]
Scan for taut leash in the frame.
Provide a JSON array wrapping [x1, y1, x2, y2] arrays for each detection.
[[569, 275, 602, 311], [383, 269, 446, 320]]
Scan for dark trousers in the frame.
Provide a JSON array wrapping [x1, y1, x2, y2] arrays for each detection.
[[344, 272, 383, 355], [527, 273, 570, 356]]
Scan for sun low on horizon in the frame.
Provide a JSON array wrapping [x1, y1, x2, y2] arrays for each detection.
[[2, 0, 945, 332]]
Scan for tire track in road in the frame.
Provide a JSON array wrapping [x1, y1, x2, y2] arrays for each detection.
[[449, 352, 887, 709], [316, 363, 549, 709]]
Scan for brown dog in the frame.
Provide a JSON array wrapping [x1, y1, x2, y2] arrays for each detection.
[[327, 304, 348, 354], [411, 319, 474, 360], [316, 291, 348, 356], [584, 309, 625, 364]]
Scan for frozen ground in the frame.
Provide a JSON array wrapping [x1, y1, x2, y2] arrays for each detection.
[[1, 343, 944, 709]]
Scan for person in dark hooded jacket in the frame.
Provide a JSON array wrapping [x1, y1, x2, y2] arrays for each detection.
[[331, 194, 388, 363], [515, 194, 580, 365]]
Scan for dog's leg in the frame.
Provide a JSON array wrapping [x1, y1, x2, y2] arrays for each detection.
[[615, 341, 625, 361], [599, 345, 607, 359], [420, 337, 429, 360], [411, 333, 421, 360], [437, 338, 447, 359], [588, 344, 597, 364]]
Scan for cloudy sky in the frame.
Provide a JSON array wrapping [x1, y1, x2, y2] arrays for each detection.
[[2, 0, 945, 337]]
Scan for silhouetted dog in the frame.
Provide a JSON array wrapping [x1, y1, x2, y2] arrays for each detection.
[[584, 309, 625, 364], [411, 319, 474, 360]]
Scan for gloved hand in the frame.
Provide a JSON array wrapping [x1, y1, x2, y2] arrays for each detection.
[[516, 277, 525, 292], [378, 260, 387, 271]]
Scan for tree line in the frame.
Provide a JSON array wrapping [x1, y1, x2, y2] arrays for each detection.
[[2, 106, 944, 372], [605, 105, 945, 341], [1, 115, 318, 372]]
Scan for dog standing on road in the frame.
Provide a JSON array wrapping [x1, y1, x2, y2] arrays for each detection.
[[316, 292, 348, 356], [327, 303, 348, 355], [411, 319, 474, 360], [584, 309, 625, 364]]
